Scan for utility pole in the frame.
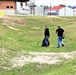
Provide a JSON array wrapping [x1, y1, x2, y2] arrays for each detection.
[[50, 2, 51, 15], [43, 3, 45, 15], [64, 0, 66, 16], [33, 0, 35, 15]]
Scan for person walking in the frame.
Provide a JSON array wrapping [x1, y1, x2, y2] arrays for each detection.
[[42, 26, 50, 47], [56, 26, 65, 48]]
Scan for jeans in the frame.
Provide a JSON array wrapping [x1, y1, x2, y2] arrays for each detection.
[[45, 36, 50, 46], [57, 36, 64, 47]]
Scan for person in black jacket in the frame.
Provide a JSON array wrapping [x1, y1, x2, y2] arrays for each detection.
[[42, 26, 50, 47], [56, 26, 65, 48]]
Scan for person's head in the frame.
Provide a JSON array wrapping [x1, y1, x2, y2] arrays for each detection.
[[44, 26, 47, 29], [58, 26, 61, 29]]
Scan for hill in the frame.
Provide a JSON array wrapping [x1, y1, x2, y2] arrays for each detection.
[[0, 16, 76, 75]]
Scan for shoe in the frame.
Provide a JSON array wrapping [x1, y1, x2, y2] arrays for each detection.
[[62, 44, 64, 47]]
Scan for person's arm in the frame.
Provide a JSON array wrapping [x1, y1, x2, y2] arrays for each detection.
[[56, 29, 58, 35]]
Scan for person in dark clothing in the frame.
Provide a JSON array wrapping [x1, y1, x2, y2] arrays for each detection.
[[56, 26, 65, 48], [42, 26, 50, 47]]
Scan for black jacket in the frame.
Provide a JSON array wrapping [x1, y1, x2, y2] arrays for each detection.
[[56, 28, 64, 37], [44, 28, 50, 36]]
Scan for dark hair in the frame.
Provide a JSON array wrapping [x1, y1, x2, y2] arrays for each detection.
[[58, 26, 61, 28], [58, 26, 60, 27], [44, 26, 47, 27]]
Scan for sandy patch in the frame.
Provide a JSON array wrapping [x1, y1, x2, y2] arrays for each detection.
[[11, 51, 76, 68]]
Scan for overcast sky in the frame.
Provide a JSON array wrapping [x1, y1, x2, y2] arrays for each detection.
[[30, 0, 76, 6]]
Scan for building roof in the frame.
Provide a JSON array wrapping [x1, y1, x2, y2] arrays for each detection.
[[47, 5, 65, 10]]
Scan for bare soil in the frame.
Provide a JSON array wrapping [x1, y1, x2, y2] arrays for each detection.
[[11, 51, 76, 68]]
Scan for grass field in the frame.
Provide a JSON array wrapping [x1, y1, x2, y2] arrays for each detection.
[[0, 15, 76, 75]]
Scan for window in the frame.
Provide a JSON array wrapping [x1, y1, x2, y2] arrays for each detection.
[[6, 6, 13, 9], [10, 6, 13, 8], [6, 6, 9, 8]]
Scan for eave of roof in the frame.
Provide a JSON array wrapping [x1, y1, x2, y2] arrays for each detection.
[[46, 5, 65, 10]]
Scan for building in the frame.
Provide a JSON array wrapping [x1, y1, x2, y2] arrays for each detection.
[[35, 6, 44, 15], [73, 9, 76, 15], [0, 0, 16, 15], [0, 0, 29, 15], [16, 2, 30, 15], [45, 5, 74, 16]]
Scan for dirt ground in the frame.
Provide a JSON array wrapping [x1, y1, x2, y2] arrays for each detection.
[[0, 48, 76, 70], [11, 51, 76, 68]]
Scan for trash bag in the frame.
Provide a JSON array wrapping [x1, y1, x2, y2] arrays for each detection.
[[42, 38, 50, 47]]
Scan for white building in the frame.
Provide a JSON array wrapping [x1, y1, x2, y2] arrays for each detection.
[[45, 5, 74, 16], [59, 7, 73, 16], [16, 2, 30, 15], [73, 9, 76, 15], [35, 6, 44, 15]]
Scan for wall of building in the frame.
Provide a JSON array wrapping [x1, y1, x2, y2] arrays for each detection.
[[73, 9, 76, 15], [59, 7, 73, 16], [0, 1, 16, 9], [16, 2, 30, 15], [0, 9, 16, 15], [0, 1, 16, 15], [35, 7, 44, 15]]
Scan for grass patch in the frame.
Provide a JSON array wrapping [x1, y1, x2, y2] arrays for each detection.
[[0, 59, 76, 75], [0, 16, 76, 52], [0, 15, 76, 75]]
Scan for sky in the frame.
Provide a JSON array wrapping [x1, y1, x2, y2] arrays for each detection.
[[30, 0, 76, 6]]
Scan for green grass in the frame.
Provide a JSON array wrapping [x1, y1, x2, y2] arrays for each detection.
[[0, 59, 76, 75], [0, 15, 76, 75], [0, 16, 76, 52]]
